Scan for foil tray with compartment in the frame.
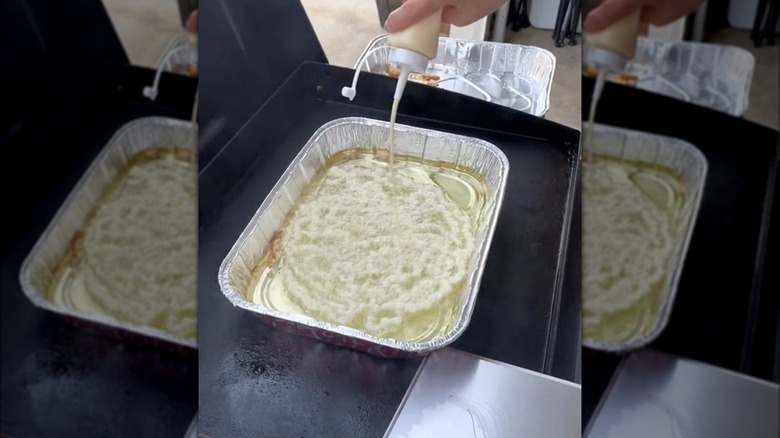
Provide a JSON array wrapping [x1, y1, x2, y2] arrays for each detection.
[[583, 123, 708, 352], [19, 116, 198, 354], [585, 37, 754, 116], [218, 116, 509, 359], [356, 34, 556, 117]]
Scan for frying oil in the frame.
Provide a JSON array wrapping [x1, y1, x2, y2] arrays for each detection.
[[582, 62, 687, 346], [248, 150, 488, 343], [583, 154, 688, 344], [584, 280, 664, 343], [46, 149, 197, 342]]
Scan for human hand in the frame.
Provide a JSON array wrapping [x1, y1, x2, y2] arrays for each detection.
[[185, 9, 198, 34], [584, 0, 707, 33], [384, 0, 508, 33]]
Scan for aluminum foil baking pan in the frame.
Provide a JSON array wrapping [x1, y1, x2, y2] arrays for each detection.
[[582, 123, 707, 352], [158, 33, 198, 77], [356, 34, 556, 117], [19, 116, 198, 353], [586, 37, 754, 116], [218, 117, 509, 358]]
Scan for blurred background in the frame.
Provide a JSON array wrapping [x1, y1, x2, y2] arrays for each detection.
[[101, 0, 190, 68], [106, 0, 777, 129]]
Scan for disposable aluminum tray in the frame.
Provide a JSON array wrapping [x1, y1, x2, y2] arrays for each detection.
[[583, 123, 707, 352], [357, 34, 556, 117], [218, 117, 509, 358], [157, 33, 198, 77], [19, 116, 198, 354], [586, 37, 754, 116]]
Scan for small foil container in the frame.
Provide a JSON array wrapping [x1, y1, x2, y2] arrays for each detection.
[[19, 117, 198, 354], [356, 34, 556, 117], [586, 37, 754, 116], [582, 123, 708, 352], [157, 33, 198, 77], [218, 117, 509, 358]]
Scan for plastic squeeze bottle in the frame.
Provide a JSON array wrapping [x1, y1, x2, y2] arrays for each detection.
[[341, 9, 441, 105], [584, 10, 641, 108], [387, 10, 442, 104], [383, 9, 442, 163], [385, 9, 442, 104]]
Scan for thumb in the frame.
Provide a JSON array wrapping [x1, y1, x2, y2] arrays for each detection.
[[185, 9, 198, 34], [385, 0, 444, 33], [584, 0, 642, 33]]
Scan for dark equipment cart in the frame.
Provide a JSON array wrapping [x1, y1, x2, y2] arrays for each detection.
[[581, 76, 780, 430]]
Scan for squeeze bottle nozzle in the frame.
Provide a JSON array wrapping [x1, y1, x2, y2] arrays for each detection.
[[387, 47, 429, 102], [342, 9, 440, 102], [393, 64, 412, 101]]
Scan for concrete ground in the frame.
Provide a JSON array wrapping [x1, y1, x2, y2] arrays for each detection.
[[707, 29, 779, 130], [101, 0, 185, 69], [102, 0, 776, 131]]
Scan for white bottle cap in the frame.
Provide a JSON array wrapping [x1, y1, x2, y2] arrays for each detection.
[[388, 47, 429, 73], [584, 47, 628, 73]]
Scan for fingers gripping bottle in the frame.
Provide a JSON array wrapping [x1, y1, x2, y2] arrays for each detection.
[[385, 9, 442, 102]]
